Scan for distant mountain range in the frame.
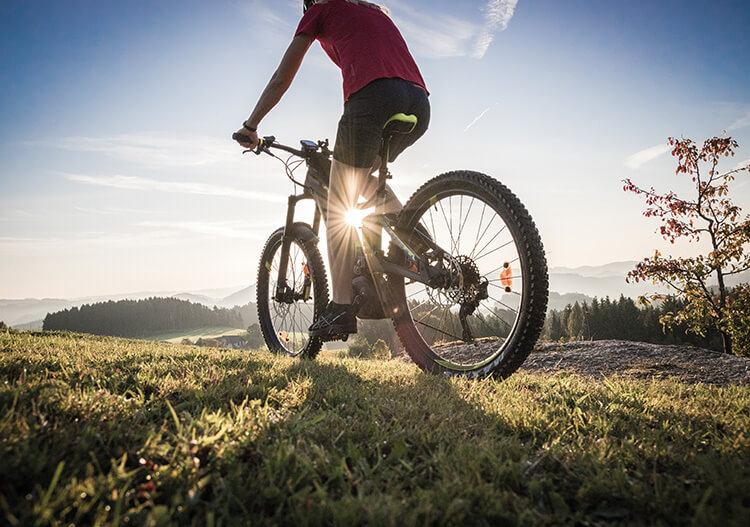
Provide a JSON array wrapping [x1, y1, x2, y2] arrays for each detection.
[[548, 261, 656, 299], [2, 261, 748, 329], [0, 285, 256, 329]]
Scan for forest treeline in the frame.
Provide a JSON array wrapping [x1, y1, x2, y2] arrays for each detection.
[[541, 295, 723, 351], [43, 298, 255, 338], [39, 294, 728, 352]]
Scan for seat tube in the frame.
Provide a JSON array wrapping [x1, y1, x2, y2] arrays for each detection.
[[365, 139, 392, 253]]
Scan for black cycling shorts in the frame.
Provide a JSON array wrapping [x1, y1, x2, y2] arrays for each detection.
[[334, 77, 430, 168]]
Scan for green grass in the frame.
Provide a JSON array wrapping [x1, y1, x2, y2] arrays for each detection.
[[142, 327, 246, 344], [1, 330, 748, 526]]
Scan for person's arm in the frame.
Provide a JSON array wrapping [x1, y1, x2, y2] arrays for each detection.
[[234, 34, 313, 148]]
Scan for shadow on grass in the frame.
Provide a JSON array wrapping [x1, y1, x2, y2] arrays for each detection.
[[1, 332, 748, 525]]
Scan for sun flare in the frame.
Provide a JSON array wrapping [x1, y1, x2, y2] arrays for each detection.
[[344, 208, 373, 228]]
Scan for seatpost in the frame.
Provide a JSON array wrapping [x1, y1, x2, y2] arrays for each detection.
[[377, 137, 392, 207]]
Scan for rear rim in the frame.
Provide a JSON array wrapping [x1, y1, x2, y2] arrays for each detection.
[[396, 185, 530, 372], [260, 234, 322, 357]]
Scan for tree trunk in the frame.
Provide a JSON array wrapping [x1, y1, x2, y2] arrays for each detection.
[[710, 229, 731, 354], [720, 330, 733, 355]]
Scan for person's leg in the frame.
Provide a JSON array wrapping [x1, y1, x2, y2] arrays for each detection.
[[326, 158, 371, 304], [308, 158, 369, 338], [359, 171, 403, 215], [310, 78, 429, 336]]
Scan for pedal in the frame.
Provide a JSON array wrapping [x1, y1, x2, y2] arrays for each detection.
[[317, 333, 350, 343]]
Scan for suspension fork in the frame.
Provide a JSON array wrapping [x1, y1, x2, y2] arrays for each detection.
[[275, 193, 319, 298]]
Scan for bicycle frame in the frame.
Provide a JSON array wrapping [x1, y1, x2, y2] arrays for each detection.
[[251, 135, 446, 305]]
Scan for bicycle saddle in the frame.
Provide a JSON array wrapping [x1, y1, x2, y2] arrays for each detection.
[[383, 113, 418, 138]]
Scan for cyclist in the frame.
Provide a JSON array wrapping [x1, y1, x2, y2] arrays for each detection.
[[234, 0, 430, 339]]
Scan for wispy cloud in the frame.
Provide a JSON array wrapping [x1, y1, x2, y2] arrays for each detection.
[[625, 143, 671, 170], [473, 0, 520, 59], [138, 221, 268, 240], [51, 133, 238, 169], [728, 110, 750, 131], [63, 173, 287, 203], [72, 206, 147, 216], [388, 1, 479, 58], [0, 231, 175, 250], [388, 0, 519, 60], [464, 107, 492, 132], [242, 0, 297, 32], [251, 1, 519, 61]]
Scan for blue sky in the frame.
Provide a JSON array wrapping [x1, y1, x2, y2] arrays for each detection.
[[1, 0, 749, 298]]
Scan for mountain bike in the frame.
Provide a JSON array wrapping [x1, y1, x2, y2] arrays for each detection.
[[233, 115, 548, 378]]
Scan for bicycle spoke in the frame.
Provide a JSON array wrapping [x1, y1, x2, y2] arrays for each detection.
[[457, 196, 463, 253], [475, 239, 514, 262], [438, 306, 453, 343], [437, 199, 458, 255], [473, 310, 508, 335], [483, 257, 520, 280], [417, 315, 463, 343], [414, 302, 444, 327], [470, 210, 499, 260], [487, 294, 519, 314], [409, 298, 437, 314], [472, 225, 507, 261], [406, 288, 423, 299], [470, 217, 503, 260], [487, 276, 522, 283], [474, 201, 488, 248], [477, 305, 513, 330], [266, 240, 317, 355], [456, 197, 475, 251], [449, 195, 454, 253]]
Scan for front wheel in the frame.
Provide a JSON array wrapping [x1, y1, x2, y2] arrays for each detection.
[[389, 171, 548, 378], [256, 224, 329, 358]]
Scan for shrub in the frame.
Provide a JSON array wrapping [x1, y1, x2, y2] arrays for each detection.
[[347, 336, 373, 358], [348, 337, 392, 360], [727, 285, 750, 357], [370, 339, 391, 360], [246, 323, 265, 349]]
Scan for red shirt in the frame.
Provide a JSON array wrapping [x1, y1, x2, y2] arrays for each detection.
[[295, 0, 428, 101]]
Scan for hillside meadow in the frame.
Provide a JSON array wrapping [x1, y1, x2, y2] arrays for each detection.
[[0, 330, 748, 525]]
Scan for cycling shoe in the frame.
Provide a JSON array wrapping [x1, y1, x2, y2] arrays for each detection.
[[309, 302, 358, 339]]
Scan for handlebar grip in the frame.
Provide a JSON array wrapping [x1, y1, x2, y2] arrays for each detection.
[[232, 132, 253, 142]]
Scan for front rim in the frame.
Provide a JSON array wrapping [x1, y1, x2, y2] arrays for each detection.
[[398, 188, 527, 371]]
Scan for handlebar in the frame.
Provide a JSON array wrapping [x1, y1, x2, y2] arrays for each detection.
[[232, 132, 325, 159]]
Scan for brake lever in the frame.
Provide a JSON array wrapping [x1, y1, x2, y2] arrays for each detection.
[[256, 136, 276, 157], [232, 133, 275, 157]]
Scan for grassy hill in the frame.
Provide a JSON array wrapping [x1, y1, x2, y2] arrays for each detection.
[[1, 330, 748, 525]]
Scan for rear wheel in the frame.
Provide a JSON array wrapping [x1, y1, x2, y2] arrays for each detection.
[[256, 224, 328, 358], [389, 171, 548, 378]]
